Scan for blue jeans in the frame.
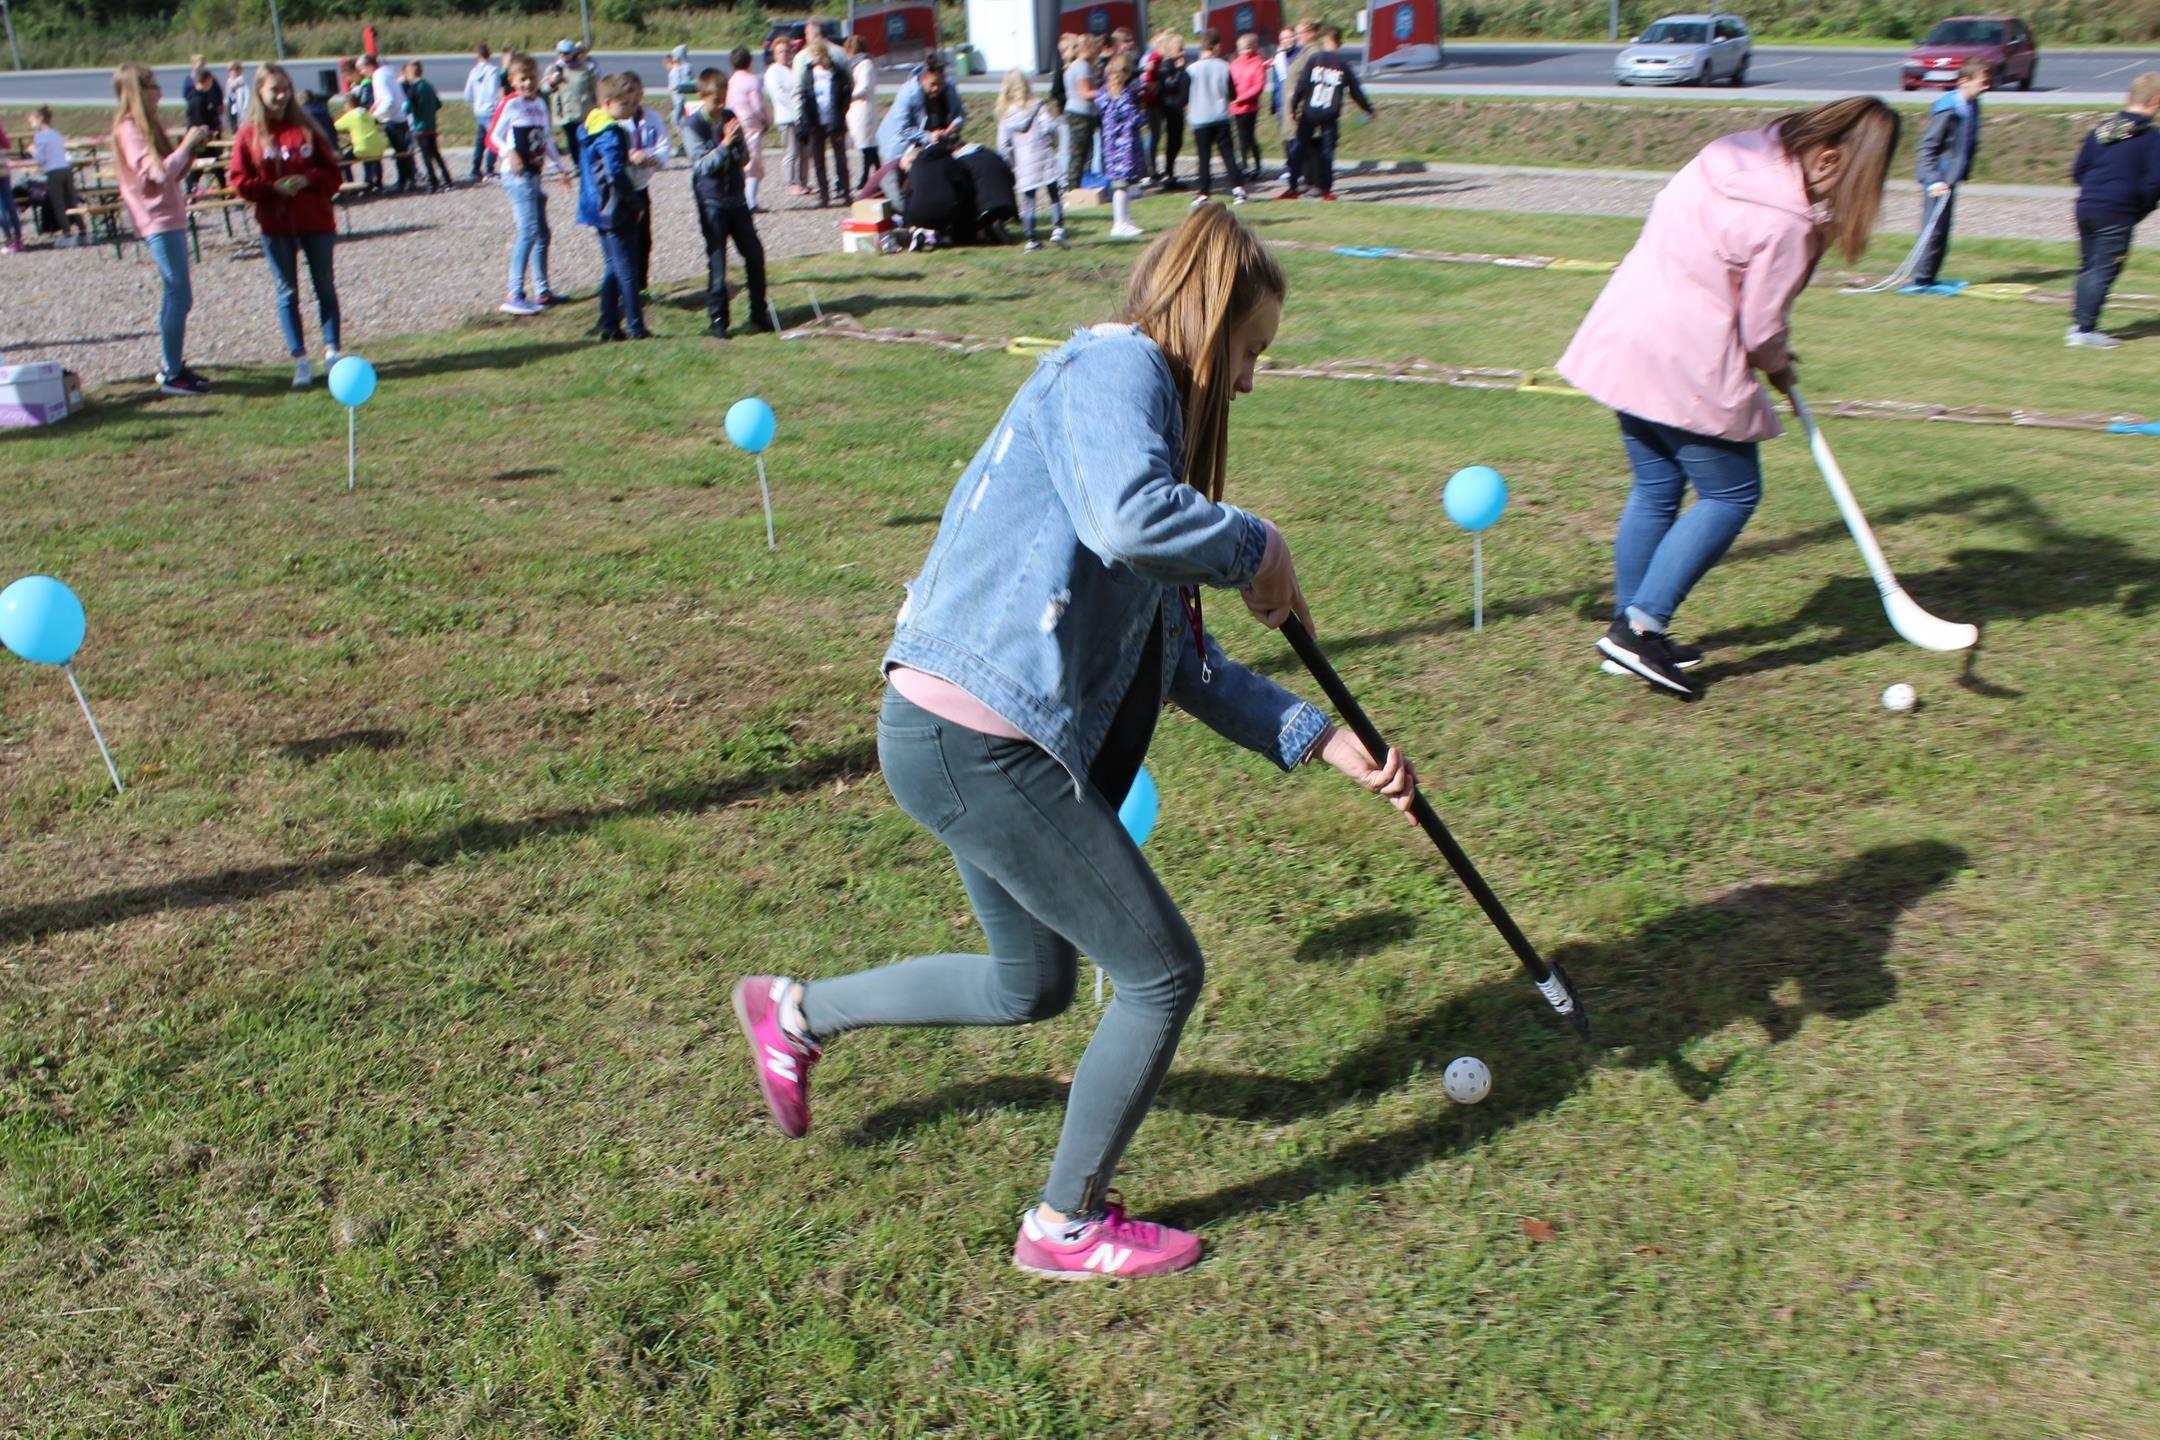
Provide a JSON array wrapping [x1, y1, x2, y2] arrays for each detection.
[[1612, 411, 1762, 630], [2073, 214, 2135, 333], [0, 177, 20, 244], [469, 127, 496, 180], [262, 231, 341, 357], [800, 690, 1204, 1218], [596, 225, 643, 336], [143, 228, 193, 377], [501, 172, 551, 301], [1912, 189, 1956, 286]]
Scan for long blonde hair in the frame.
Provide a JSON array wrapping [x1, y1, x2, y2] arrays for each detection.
[[1123, 206, 1286, 502], [1777, 96, 1901, 263], [249, 62, 333, 148], [111, 61, 175, 159], [997, 69, 1034, 120]]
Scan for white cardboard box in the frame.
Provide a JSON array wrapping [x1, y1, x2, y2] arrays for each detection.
[[0, 362, 79, 428]]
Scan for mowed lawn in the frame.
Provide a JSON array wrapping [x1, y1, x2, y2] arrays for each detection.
[[3, 198, 2158, 1438]]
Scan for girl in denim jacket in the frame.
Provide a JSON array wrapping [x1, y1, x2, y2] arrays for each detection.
[[735, 207, 1417, 1280]]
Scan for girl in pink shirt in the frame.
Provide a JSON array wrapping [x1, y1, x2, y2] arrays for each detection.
[[724, 49, 769, 211], [1558, 98, 1899, 697], [111, 62, 217, 396]]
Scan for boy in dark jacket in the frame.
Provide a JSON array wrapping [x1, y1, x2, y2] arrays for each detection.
[[1288, 26, 1372, 202], [681, 69, 772, 340], [402, 61, 454, 191], [1910, 59, 1989, 288], [2067, 71, 2160, 349], [577, 73, 649, 341]]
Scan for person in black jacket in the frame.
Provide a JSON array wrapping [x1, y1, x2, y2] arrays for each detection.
[[1910, 59, 1990, 287], [682, 70, 773, 340], [2067, 72, 2160, 349], [1288, 27, 1372, 202], [902, 140, 976, 243], [794, 37, 855, 207]]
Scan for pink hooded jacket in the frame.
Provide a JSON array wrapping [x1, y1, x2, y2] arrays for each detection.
[[1558, 125, 1824, 443]]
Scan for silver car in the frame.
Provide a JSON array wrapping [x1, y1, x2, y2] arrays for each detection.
[[1615, 14, 1754, 86]]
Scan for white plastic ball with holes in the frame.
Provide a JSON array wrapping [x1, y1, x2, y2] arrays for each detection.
[[1443, 1056, 1492, 1105], [1882, 683, 1917, 712]]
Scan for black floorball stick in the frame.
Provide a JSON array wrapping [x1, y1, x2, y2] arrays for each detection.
[[1281, 614, 1593, 1040]]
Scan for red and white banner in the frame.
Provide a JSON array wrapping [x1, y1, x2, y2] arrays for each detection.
[[1059, 0, 1147, 41], [1364, 0, 1441, 68], [1201, 0, 1282, 43], [849, 0, 941, 58]]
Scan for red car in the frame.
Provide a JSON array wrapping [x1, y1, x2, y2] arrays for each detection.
[[1902, 15, 2040, 91]]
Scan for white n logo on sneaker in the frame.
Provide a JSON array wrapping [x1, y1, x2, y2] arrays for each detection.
[[1083, 1244, 1133, 1274], [764, 1045, 799, 1082]]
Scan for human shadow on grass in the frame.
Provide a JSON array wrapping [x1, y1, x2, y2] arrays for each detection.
[[1687, 497, 2160, 689], [849, 841, 1968, 1230], [2104, 314, 2160, 342], [0, 739, 878, 945], [276, 728, 404, 765]]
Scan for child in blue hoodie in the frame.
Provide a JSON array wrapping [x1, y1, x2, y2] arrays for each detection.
[[2067, 71, 2160, 349], [1910, 59, 1989, 288], [576, 72, 648, 340]]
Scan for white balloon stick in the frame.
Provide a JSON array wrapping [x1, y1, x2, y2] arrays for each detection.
[[756, 455, 776, 550], [65, 665, 123, 794], [347, 407, 357, 493], [1473, 534, 1484, 634]]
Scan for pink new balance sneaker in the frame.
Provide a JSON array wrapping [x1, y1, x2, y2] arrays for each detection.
[[1012, 1200, 1203, 1280], [733, 976, 820, 1138]]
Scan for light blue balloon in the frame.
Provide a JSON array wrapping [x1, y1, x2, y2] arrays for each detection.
[[328, 355, 378, 407], [1118, 765, 1159, 848], [0, 575, 88, 666], [1443, 465, 1509, 532], [726, 397, 777, 454]]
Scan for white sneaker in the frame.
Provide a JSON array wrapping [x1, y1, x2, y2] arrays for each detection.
[[2066, 329, 2122, 349], [1109, 222, 1146, 239], [1023, 239, 1043, 252], [291, 358, 314, 389], [1050, 227, 1070, 250], [324, 345, 341, 365], [1232, 187, 1249, 205], [1189, 194, 1208, 208], [499, 296, 542, 316]]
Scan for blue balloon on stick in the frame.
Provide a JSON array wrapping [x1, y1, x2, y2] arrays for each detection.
[[328, 355, 378, 407], [725, 397, 777, 454], [0, 575, 88, 666], [1118, 765, 1159, 848], [1443, 465, 1509, 532]]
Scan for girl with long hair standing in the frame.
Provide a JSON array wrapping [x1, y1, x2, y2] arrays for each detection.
[[844, 34, 881, 190], [733, 207, 1417, 1280], [793, 37, 853, 207], [1559, 97, 1901, 697], [230, 63, 345, 388], [111, 63, 216, 396]]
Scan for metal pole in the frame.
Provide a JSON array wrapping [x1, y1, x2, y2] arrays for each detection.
[[269, 0, 287, 61], [580, 0, 593, 50], [1, 0, 24, 71], [1610, 0, 1620, 43]]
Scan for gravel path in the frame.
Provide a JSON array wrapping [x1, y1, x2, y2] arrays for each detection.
[[0, 169, 857, 389], [4, 160, 2138, 391]]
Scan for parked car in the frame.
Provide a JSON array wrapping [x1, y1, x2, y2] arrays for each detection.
[[1614, 14, 1754, 87], [763, 17, 846, 50], [1901, 15, 2039, 91]]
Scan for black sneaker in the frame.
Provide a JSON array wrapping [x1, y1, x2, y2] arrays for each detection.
[[708, 319, 731, 341], [598, 329, 627, 343], [158, 369, 210, 397], [626, 326, 653, 341], [1596, 619, 1692, 695]]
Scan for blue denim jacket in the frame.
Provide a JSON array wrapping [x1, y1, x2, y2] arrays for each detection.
[[876, 76, 968, 161], [884, 324, 1329, 795]]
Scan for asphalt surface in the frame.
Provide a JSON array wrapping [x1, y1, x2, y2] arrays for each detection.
[[3, 42, 2156, 109]]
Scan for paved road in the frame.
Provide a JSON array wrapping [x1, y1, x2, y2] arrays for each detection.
[[4, 42, 2156, 109]]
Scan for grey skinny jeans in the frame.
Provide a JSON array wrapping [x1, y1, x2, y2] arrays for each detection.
[[800, 689, 1204, 1218]]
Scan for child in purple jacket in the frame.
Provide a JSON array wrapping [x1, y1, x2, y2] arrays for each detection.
[[1100, 55, 1147, 238]]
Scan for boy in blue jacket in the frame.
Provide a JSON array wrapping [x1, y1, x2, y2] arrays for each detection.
[[2068, 72, 2160, 349], [577, 73, 649, 341], [1910, 59, 1990, 288]]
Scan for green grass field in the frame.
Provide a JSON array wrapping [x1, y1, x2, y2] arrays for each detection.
[[4, 200, 2159, 1437]]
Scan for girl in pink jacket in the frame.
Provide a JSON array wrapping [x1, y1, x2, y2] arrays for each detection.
[[1559, 98, 1899, 697], [112, 62, 217, 396]]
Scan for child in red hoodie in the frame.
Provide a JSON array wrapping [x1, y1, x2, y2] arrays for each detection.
[[230, 62, 346, 388]]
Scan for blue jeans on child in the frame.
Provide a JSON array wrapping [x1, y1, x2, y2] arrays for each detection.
[[800, 689, 1204, 1220], [596, 226, 644, 336], [143, 228, 193, 377], [0, 177, 20, 244], [262, 231, 341, 358], [501, 172, 552, 301], [1612, 410, 1762, 630]]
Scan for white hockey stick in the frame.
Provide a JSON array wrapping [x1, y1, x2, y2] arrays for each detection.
[[1841, 184, 1955, 294], [1789, 387, 1978, 651]]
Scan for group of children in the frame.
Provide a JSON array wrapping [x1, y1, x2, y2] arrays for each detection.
[[0, 109, 82, 252]]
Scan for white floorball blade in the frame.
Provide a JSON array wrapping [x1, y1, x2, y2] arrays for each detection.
[[1883, 587, 1980, 652]]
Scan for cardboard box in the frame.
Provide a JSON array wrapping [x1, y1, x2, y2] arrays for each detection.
[[0, 362, 78, 428], [840, 216, 897, 254], [1064, 186, 1110, 209], [849, 198, 892, 225]]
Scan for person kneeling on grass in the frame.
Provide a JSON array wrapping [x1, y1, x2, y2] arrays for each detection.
[[681, 68, 774, 340], [2067, 71, 2160, 351], [577, 72, 650, 341], [1558, 97, 1899, 698], [734, 206, 1418, 1281]]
